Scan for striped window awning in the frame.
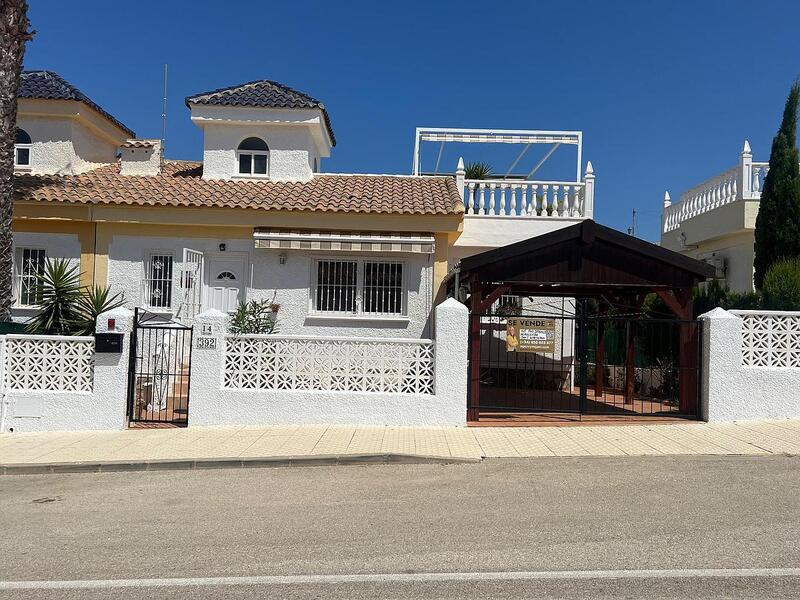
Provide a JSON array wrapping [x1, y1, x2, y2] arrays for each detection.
[[253, 230, 435, 254]]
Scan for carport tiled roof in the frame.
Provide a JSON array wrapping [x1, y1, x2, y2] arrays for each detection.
[[13, 161, 463, 216], [19, 70, 135, 137], [185, 79, 336, 146]]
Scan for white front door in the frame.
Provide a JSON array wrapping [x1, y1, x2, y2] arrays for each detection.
[[206, 257, 245, 313]]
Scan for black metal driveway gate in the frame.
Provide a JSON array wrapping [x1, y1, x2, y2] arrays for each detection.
[[470, 305, 702, 420]]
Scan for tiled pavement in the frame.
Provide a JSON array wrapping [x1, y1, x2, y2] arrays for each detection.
[[2, 419, 800, 467]]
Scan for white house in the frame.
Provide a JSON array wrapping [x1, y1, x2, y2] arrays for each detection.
[[8, 69, 598, 429]]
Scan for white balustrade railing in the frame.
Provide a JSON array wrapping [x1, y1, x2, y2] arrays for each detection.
[[730, 310, 800, 368], [663, 166, 739, 233], [462, 179, 587, 218], [661, 139, 782, 233], [223, 334, 435, 394], [4, 334, 95, 392], [751, 162, 769, 194]]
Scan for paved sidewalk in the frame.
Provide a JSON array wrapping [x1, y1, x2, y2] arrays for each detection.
[[2, 419, 800, 471]]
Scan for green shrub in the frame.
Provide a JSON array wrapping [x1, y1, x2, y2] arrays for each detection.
[[725, 290, 762, 311], [762, 258, 800, 309], [229, 299, 278, 335]]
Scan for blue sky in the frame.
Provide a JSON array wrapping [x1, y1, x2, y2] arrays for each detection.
[[23, 0, 800, 241]]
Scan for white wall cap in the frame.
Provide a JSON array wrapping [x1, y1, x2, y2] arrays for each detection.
[[195, 308, 230, 320], [437, 297, 468, 313], [96, 307, 135, 333], [699, 307, 740, 320]]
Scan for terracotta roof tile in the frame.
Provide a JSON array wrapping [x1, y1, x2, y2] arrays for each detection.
[[13, 161, 463, 216]]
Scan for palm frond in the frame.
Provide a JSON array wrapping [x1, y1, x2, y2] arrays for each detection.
[[464, 161, 493, 180]]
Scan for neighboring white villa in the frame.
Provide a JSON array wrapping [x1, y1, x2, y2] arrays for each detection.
[[660, 141, 767, 292]]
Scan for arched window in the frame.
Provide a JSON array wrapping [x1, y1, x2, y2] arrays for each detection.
[[236, 137, 268, 176], [216, 271, 237, 281], [15, 128, 31, 167]]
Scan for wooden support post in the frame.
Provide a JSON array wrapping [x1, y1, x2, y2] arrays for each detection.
[[656, 288, 698, 415], [467, 280, 483, 422]]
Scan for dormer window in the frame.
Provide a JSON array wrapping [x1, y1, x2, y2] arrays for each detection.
[[237, 137, 269, 177], [15, 128, 31, 168]]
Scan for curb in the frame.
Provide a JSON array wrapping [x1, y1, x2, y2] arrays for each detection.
[[0, 453, 482, 475]]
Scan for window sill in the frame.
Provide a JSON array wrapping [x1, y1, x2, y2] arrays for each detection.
[[13, 165, 32, 173], [305, 314, 410, 324], [232, 174, 270, 181]]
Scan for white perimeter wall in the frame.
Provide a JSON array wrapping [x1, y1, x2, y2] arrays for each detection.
[[1, 308, 132, 433], [701, 308, 800, 421], [188, 299, 468, 427], [107, 234, 434, 338]]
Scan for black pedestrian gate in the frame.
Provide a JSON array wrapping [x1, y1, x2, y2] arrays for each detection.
[[469, 304, 702, 420], [127, 308, 193, 425]]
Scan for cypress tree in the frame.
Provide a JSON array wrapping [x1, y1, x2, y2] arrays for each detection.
[[754, 81, 800, 289]]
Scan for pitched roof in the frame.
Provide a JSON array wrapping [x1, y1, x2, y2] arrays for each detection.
[[19, 70, 135, 137], [185, 79, 335, 146], [13, 161, 462, 216], [459, 219, 715, 289]]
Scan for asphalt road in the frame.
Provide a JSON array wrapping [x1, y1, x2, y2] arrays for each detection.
[[0, 455, 799, 599]]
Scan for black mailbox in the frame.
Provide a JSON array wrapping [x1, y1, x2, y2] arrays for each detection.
[[95, 333, 123, 353]]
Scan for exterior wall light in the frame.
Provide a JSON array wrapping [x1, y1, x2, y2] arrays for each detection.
[[219, 243, 226, 252], [279, 252, 288, 265]]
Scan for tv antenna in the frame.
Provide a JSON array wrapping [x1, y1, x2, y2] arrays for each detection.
[[160, 64, 168, 164]]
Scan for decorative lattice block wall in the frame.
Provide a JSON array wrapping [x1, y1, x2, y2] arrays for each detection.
[[224, 335, 434, 394], [733, 311, 800, 368], [5, 336, 95, 392]]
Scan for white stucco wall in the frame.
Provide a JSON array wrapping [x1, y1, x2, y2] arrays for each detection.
[[701, 308, 800, 421], [107, 234, 434, 338], [15, 114, 118, 175], [187, 299, 467, 428], [450, 216, 585, 267], [661, 228, 754, 293], [200, 122, 320, 182], [0, 308, 132, 433]]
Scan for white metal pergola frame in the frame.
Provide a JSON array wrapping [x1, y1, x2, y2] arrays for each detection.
[[412, 127, 583, 182]]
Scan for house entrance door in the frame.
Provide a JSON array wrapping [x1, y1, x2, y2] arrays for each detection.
[[206, 256, 245, 313]]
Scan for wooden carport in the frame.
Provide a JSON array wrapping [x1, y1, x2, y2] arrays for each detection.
[[456, 220, 715, 422]]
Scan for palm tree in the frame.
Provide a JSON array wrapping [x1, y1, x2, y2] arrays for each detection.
[[0, 1, 33, 322]]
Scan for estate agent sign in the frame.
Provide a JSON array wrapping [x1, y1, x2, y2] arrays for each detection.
[[506, 317, 556, 353]]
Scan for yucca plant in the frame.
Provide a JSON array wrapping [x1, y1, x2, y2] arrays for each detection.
[[26, 258, 81, 335], [70, 285, 126, 336], [464, 161, 493, 180]]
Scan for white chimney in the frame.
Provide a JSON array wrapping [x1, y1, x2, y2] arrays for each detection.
[[119, 139, 161, 176]]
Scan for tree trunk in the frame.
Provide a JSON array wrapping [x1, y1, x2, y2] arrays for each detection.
[[0, 1, 32, 321]]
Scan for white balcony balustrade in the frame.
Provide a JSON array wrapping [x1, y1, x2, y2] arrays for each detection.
[[455, 159, 595, 220], [662, 140, 776, 233]]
